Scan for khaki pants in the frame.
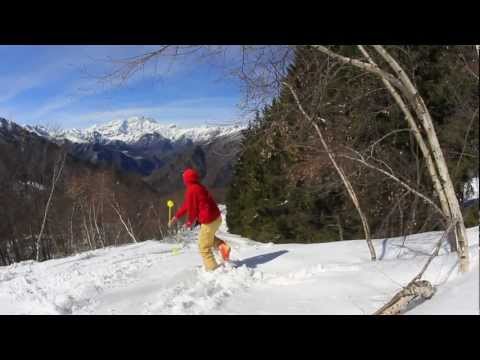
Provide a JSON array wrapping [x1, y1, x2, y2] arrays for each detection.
[[198, 216, 223, 271]]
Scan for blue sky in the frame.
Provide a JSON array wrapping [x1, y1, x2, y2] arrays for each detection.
[[0, 46, 245, 129]]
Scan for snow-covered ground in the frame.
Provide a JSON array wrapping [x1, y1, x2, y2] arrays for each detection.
[[464, 177, 479, 202], [0, 207, 478, 315]]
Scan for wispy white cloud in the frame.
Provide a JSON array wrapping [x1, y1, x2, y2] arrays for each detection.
[[0, 72, 51, 103], [28, 95, 77, 120], [0, 45, 190, 105], [0, 46, 245, 129], [44, 97, 244, 129], [0, 47, 83, 103]]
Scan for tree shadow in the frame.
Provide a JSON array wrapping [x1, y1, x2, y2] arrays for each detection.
[[379, 238, 389, 260], [234, 250, 289, 269], [51, 252, 97, 267], [378, 236, 448, 261], [149, 250, 178, 255], [436, 259, 460, 286]]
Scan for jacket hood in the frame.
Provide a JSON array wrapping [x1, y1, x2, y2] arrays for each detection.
[[183, 168, 199, 186]]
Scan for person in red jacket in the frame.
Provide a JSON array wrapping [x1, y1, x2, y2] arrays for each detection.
[[169, 168, 231, 271]]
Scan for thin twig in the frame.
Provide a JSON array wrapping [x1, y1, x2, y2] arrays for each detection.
[[283, 80, 376, 261], [338, 151, 445, 220]]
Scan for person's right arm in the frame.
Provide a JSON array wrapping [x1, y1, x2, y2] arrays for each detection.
[[175, 193, 189, 220]]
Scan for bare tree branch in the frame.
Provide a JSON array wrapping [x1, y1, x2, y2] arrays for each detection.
[[283, 81, 377, 261], [338, 150, 445, 219], [312, 45, 405, 90], [368, 128, 412, 158], [374, 220, 457, 315]]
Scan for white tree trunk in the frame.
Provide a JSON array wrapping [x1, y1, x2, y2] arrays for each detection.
[[357, 46, 452, 225], [374, 280, 435, 315], [82, 212, 94, 250], [92, 203, 104, 248], [372, 45, 469, 272], [69, 205, 75, 253], [35, 153, 66, 262], [111, 199, 138, 243]]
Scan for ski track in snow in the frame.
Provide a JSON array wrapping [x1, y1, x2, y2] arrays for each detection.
[[1, 250, 155, 314], [142, 264, 262, 315], [0, 207, 478, 315], [0, 240, 369, 315]]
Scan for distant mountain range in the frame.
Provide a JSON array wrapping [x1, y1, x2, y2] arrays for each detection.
[[20, 116, 245, 198], [25, 116, 244, 145]]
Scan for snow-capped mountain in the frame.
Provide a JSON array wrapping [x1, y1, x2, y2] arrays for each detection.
[[2, 117, 37, 143], [0, 118, 13, 130], [27, 116, 245, 145], [20, 116, 245, 196], [0, 118, 25, 139]]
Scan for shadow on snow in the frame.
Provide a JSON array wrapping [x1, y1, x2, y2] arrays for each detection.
[[235, 250, 289, 268]]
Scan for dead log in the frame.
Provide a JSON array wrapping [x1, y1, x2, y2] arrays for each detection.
[[373, 220, 457, 315], [374, 280, 435, 315]]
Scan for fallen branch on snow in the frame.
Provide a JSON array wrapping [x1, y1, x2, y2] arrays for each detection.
[[373, 220, 458, 315]]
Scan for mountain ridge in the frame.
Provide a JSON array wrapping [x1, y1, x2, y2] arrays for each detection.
[[24, 116, 245, 145], [12, 116, 245, 198]]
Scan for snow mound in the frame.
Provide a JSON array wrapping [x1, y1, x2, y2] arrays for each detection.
[[0, 215, 478, 314], [464, 177, 479, 202]]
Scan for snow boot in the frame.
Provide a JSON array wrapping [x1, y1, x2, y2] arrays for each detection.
[[218, 242, 231, 262]]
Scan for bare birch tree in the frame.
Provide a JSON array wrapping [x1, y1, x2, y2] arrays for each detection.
[[311, 45, 471, 273], [36, 151, 67, 261], [111, 196, 138, 243]]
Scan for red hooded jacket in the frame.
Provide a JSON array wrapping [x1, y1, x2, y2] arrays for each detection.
[[175, 168, 221, 226]]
